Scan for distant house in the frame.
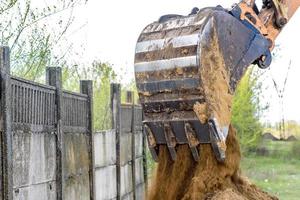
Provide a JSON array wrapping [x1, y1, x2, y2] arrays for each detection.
[[262, 132, 298, 141], [262, 132, 280, 141], [286, 135, 298, 142]]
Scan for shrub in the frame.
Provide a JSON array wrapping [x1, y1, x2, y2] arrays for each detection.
[[291, 141, 300, 157], [232, 68, 266, 153]]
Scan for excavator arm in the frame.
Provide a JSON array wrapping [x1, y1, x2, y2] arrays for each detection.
[[236, 0, 300, 52], [134, 0, 300, 162], [260, 0, 300, 42]]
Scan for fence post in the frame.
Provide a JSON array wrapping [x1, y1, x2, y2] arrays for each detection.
[[0, 47, 13, 200], [142, 112, 148, 192], [126, 91, 133, 105], [46, 67, 63, 200], [127, 91, 136, 200], [80, 80, 95, 200], [110, 83, 121, 200]]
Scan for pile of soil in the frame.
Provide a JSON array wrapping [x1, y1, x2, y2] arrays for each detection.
[[147, 125, 278, 200]]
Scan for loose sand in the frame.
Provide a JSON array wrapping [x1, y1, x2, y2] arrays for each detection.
[[147, 125, 278, 200]]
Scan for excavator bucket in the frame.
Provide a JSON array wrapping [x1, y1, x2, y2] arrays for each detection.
[[134, 6, 270, 162]]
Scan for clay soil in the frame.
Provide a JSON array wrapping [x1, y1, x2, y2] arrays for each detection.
[[147, 125, 278, 200]]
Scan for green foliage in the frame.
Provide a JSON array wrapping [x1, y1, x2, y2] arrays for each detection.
[[0, 0, 86, 81], [146, 148, 156, 178], [232, 68, 266, 152], [62, 61, 117, 131], [285, 120, 300, 138], [61, 66, 80, 91], [13, 32, 52, 81], [120, 80, 139, 104], [91, 62, 117, 131]]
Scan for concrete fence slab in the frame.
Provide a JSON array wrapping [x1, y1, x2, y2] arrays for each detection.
[[120, 164, 133, 197], [13, 131, 56, 189], [135, 131, 143, 158], [120, 133, 132, 165], [135, 157, 144, 185], [95, 165, 117, 200], [94, 130, 116, 167]]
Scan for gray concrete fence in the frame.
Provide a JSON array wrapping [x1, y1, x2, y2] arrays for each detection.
[[0, 47, 147, 200]]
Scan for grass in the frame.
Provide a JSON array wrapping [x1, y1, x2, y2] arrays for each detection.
[[145, 140, 300, 199], [241, 141, 300, 200]]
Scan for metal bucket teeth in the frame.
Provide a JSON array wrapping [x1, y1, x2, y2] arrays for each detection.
[[184, 123, 200, 161], [145, 120, 210, 162], [208, 119, 227, 163], [144, 124, 159, 161], [163, 123, 177, 161]]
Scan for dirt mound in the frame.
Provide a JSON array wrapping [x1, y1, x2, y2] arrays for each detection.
[[147, 125, 278, 200], [211, 189, 246, 200]]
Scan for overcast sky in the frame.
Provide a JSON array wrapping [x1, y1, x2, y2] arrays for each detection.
[[72, 0, 300, 124]]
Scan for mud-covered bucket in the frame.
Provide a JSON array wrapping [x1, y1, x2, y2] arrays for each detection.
[[134, 6, 270, 162]]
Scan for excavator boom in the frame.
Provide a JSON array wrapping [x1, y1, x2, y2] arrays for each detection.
[[134, 0, 300, 162]]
